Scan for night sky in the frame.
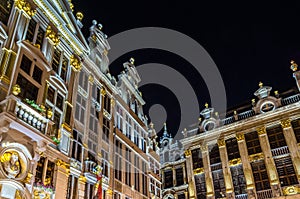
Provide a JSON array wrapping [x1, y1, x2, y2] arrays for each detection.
[[72, 0, 300, 137]]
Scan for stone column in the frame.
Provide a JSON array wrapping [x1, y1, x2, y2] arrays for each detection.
[[201, 144, 214, 198], [184, 149, 196, 199], [281, 119, 300, 182], [236, 132, 256, 199], [173, 167, 176, 187], [218, 138, 235, 199], [257, 127, 281, 197], [182, 162, 187, 184]]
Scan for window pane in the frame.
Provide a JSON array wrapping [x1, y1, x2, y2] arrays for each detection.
[[32, 66, 42, 83], [20, 55, 32, 75]]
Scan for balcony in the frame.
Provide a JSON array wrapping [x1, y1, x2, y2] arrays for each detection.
[[256, 189, 273, 199], [33, 183, 55, 199], [0, 95, 54, 136], [271, 146, 290, 157], [235, 194, 248, 199]]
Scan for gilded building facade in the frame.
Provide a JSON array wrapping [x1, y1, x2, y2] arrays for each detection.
[[0, 0, 161, 198], [161, 64, 300, 199]]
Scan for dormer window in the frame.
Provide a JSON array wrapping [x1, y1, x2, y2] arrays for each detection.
[[52, 48, 69, 82], [0, 0, 13, 25], [16, 54, 43, 101], [25, 19, 45, 50]]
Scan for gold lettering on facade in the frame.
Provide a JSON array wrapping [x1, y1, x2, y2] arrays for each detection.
[[193, 167, 204, 175], [229, 158, 242, 166]]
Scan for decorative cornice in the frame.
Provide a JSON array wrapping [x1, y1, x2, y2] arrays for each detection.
[[236, 132, 245, 141], [281, 118, 292, 129], [15, 0, 36, 17], [70, 54, 81, 72], [46, 25, 60, 46], [56, 159, 69, 170], [88, 74, 94, 84], [257, 126, 267, 135]]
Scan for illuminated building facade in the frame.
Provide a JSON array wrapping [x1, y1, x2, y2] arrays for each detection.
[[161, 63, 300, 199], [0, 0, 161, 198]]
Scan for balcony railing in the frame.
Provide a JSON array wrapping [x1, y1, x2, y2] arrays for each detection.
[[271, 146, 290, 157], [281, 94, 300, 106], [235, 194, 248, 199], [84, 160, 97, 174], [256, 189, 273, 199], [0, 95, 53, 135]]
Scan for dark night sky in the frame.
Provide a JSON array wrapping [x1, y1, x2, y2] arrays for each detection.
[[72, 0, 300, 137]]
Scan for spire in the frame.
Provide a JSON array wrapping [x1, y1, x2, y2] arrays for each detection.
[[163, 123, 168, 137]]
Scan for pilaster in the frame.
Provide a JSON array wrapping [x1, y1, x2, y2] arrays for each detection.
[[218, 138, 235, 199], [257, 126, 281, 197], [184, 149, 196, 199], [236, 132, 256, 199], [281, 119, 300, 182], [201, 144, 214, 199]]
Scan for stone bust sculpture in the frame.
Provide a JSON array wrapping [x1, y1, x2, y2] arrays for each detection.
[[2, 151, 21, 178]]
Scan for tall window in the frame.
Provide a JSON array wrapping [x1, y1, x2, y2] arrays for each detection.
[[192, 148, 203, 169], [34, 157, 55, 187], [51, 48, 69, 81], [195, 174, 206, 199], [89, 84, 100, 152], [66, 175, 78, 199], [75, 93, 86, 124], [226, 138, 240, 160], [291, 119, 300, 143], [125, 148, 132, 186], [101, 149, 109, 177], [102, 117, 110, 142], [274, 156, 298, 186], [164, 170, 173, 189], [78, 70, 88, 92], [230, 165, 247, 195], [114, 140, 122, 181], [212, 170, 226, 198], [46, 85, 64, 137], [71, 130, 83, 162], [85, 183, 94, 199], [25, 19, 45, 49], [134, 154, 140, 192], [245, 131, 262, 155], [177, 193, 185, 199], [17, 55, 42, 101], [175, 167, 184, 186], [133, 124, 139, 146], [140, 131, 146, 152], [116, 105, 123, 131], [0, 0, 13, 25], [103, 94, 111, 113], [267, 125, 287, 149], [125, 115, 132, 139], [209, 144, 221, 165], [251, 161, 270, 191], [142, 161, 148, 196]]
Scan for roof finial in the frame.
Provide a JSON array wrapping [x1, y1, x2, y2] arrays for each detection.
[[291, 60, 298, 72], [259, 81, 263, 88], [164, 122, 167, 131], [130, 57, 135, 65], [205, 103, 209, 108]]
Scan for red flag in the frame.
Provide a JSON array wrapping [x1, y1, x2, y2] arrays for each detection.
[[97, 173, 102, 199]]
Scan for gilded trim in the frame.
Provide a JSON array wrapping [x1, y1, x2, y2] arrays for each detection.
[[281, 118, 292, 129], [229, 158, 242, 166], [257, 126, 266, 135], [184, 149, 191, 157], [248, 153, 264, 162], [217, 138, 225, 147], [236, 132, 245, 141], [193, 167, 204, 175]]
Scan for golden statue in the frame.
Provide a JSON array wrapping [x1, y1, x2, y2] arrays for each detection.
[[1, 151, 21, 178]]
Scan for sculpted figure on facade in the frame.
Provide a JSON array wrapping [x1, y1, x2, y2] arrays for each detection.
[[1, 151, 21, 178]]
